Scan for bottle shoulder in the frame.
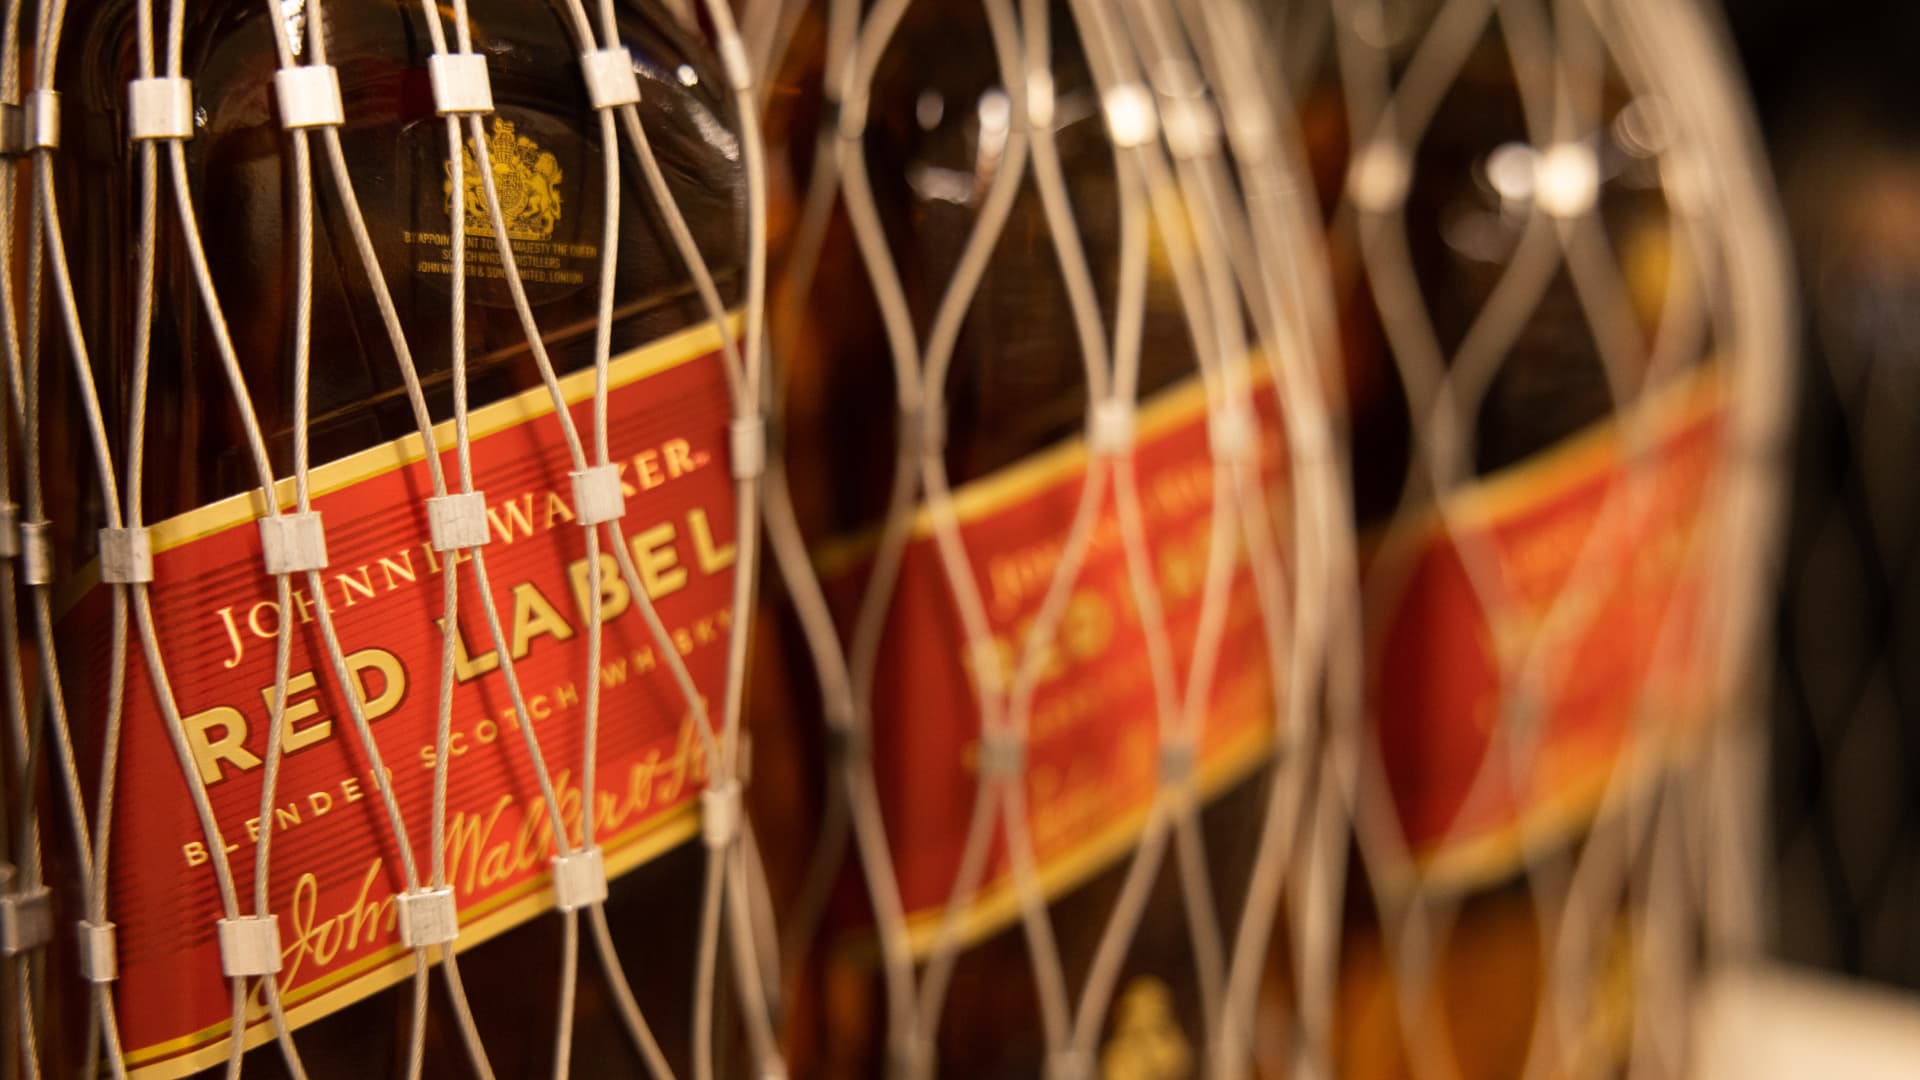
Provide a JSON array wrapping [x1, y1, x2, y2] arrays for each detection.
[[64, 0, 740, 177], [53, 0, 747, 517]]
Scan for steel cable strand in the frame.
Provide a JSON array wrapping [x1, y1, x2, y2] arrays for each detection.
[[755, 338, 918, 1067], [1394, 8, 1643, 1076], [155, 67, 312, 1080], [585, 9, 781, 1071], [24, 138, 133, 1080], [1169, 0, 1354, 1071], [108, 2, 307, 1072], [677, 0, 791, 1056], [1048, 0, 1223, 1069], [549, 1, 788, 1062], [761, 317, 864, 1003], [418, 0, 779, 1072], [1597, 0, 1795, 1063], [888, 0, 1114, 1066], [1053, 0, 1255, 1062], [1475, 6, 1719, 1072], [827, 0, 1075, 1070], [1638, 0, 1793, 968], [246, 23, 407, 1080], [415, 6, 624, 1075], [287, 0, 501, 1071], [1029, 0, 1282, 1068], [1111, 1, 1312, 1054], [1582, 8, 1744, 1073], [542, 1, 685, 1070], [924, 1, 1222, 1072], [829, 56, 937, 1067], [0, 0, 46, 1071], [17, 0, 145, 1068], [1319, 5, 1565, 1076]]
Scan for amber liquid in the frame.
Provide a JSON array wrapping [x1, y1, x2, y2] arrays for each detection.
[[45, 0, 746, 1073]]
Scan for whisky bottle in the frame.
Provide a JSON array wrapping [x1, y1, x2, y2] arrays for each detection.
[[767, 0, 1282, 1074], [42, 0, 748, 1074], [1261, 6, 1727, 1076]]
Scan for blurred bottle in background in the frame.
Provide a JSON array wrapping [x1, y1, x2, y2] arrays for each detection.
[[1257, 2, 1731, 1076]]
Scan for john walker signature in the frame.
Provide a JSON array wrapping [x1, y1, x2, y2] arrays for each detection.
[[244, 715, 708, 1009]]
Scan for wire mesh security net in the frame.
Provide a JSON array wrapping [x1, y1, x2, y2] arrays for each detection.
[[1287, 0, 1791, 1076], [1, 0, 782, 1075], [761, 0, 1789, 1076], [0, 0, 1790, 1078], [763, 0, 1350, 1072]]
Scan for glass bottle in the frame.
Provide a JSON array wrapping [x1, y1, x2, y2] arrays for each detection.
[[44, 0, 747, 1073], [768, 0, 1278, 1073], [1263, 5, 1695, 1075]]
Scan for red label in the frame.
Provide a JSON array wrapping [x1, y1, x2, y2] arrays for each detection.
[[1368, 370, 1726, 883], [822, 377, 1286, 947], [59, 321, 740, 1077]]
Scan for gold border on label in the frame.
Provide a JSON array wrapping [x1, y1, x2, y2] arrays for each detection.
[[1366, 363, 1725, 570], [59, 314, 742, 615], [125, 807, 699, 1078], [811, 361, 1278, 578], [891, 721, 1276, 958]]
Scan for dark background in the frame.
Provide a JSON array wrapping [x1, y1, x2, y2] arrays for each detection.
[[1729, 1, 1920, 991]]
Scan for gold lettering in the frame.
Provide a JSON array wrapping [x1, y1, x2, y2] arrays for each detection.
[[663, 438, 698, 478], [183, 706, 261, 785], [688, 508, 735, 573], [1062, 590, 1113, 663], [509, 581, 575, 659], [343, 865, 394, 950], [216, 606, 246, 669], [248, 600, 280, 639], [630, 523, 686, 600], [445, 796, 511, 894], [487, 493, 537, 544], [635, 449, 664, 489], [335, 566, 377, 608], [438, 616, 500, 681], [378, 550, 417, 591], [268, 671, 329, 753], [568, 552, 630, 623], [346, 648, 406, 720]]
